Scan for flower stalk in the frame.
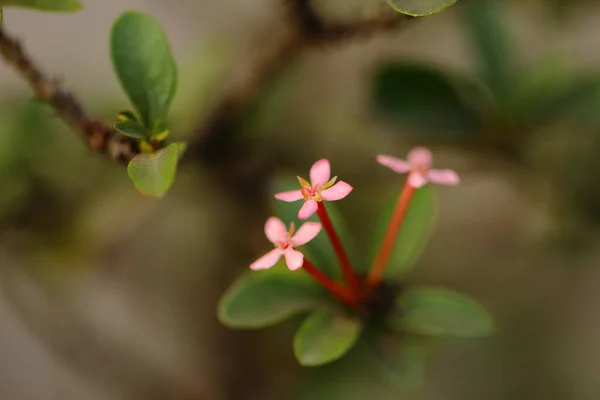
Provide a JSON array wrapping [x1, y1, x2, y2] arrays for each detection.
[[316, 202, 360, 295], [254, 150, 459, 308], [367, 181, 415, 286], [302, 259, 357, 305]]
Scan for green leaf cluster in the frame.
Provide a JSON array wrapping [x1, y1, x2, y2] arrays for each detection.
[[372, 0, 600, 148], [219, 177, 495, 370], [109, 11, 185, 198]]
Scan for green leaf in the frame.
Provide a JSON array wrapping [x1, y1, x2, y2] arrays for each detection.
[[394, 287, 495, 337], [459, 0, 515, 102], [369, 185, 437, 281], [294, 336, 426, 398], [0, 0, 81, 11], [127, 142, 182, 198], [387, 0, 458, 16], [114, 118, 148, 140], [117, 110, 139, 123], [293, 308, 362, 366], [511, 60, 600, 127], [110, 11, 177, 128], [218, 265, 328, 329], [371, 63, 483, 137], [273, 177, 359, 278], [174, 141, 187, 160]]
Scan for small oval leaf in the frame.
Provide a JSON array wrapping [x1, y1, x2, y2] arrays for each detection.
[[0, 0, 81, 11], [110, 11, 177, 128], [369, 185, 437, 281], [293, 308, 362, 366], [127, 142, 181, 198], [395, 287, 495, 337], [387, 0, 458, 16], [115, 119, 148, 140], [218, 266, 328, 329]]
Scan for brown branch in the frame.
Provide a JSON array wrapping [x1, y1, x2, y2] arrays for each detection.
[[287, 0, 410, 42], [0, 27, 139, 163], [187, 0, 413, 191], [0, 2, 411, 168]]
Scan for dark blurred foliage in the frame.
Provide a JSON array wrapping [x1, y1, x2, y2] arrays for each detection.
[[371, 0, 600, 245], [3, 1, 600, 399]]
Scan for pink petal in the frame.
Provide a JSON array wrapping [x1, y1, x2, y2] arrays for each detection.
[[264, 217, 287, 244], [320, 181, 353, 201], [427, 169, 460, 186], [298, 199, 318, 220], [310, 159, 331, 186], [377, 155, 411, 174], [408, 147, 432, 169], [274, 190, 304, 202], [284, 248, 304, 271], [408, 171, 428, 188], [292, 222, 322, 246], [250, 248, 282, 270]]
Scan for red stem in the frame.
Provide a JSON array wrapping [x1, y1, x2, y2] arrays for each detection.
[[316, 202, 360, 295], [302, 259, 357, 305], [367, 181, 415, 286]]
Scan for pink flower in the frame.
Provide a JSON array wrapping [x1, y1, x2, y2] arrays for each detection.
[[377, 147, 460, 188], [250, 217, 322, 271], [274, 159, 353, 219]]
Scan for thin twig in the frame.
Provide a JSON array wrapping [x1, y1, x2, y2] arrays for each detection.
[[188, 1, 413, 166], [0, 27, 139, 163], [288, 0, 411, 42], [0, 3, 411, 166]]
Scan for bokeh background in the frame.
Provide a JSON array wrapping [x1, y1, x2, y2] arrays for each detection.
[[2, 0, 600, 399]]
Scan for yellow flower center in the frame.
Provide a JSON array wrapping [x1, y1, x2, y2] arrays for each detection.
[[297, 175, 338, 202]]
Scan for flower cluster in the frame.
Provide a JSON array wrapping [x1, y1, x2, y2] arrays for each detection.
[[219, 149, 493, 368], [250, 147, 460, 304]]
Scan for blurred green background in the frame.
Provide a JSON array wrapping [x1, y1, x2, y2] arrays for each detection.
[[3, 0, 600, 399]]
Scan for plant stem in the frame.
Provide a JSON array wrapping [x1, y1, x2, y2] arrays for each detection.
[[367, 182, 415, 287], [316, 202, 360, 295], [0, 27, 139, 163], [302, 259, 357, 305]]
